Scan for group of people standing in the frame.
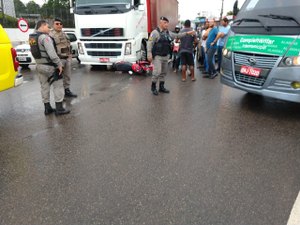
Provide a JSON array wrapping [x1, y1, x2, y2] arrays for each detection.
[[147, 17, 196, 95], [147, 17, 198, 95], [32, 18, 77, 116], [33, 16, 230, 110], [147, 16, 230, 95], [200, 17, 230, 79]]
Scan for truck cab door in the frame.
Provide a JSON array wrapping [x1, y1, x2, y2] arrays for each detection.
[[132, 0, 146, 33]]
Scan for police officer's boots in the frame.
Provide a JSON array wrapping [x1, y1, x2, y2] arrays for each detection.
[[44, 102, 55, 115], [55, 102, 70, 116], [159, 81, 170, 93], [151, 82, 158, 95], [65, 88, 77, 98]]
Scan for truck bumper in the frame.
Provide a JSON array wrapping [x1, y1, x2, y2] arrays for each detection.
[[79, 55, 137, 66]]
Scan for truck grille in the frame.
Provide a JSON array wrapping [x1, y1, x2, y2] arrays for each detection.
[[85, 43, 122, 49], [81, 28, 124, 37], [234, 52, 279, 69], [87, 51, 121, 57]]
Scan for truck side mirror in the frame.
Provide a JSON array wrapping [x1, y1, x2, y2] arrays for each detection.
[[69, 0, 75, 14], [133, 0, 140, 6]]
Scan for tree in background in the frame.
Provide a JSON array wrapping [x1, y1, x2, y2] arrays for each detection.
[[13, 0, 26, 17], [4, 0, 74, 28], [26, 1, 41, 15], [41, 0, 74, 27]]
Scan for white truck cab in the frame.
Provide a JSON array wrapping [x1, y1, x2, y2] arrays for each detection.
[[70, 0, 178, 67]]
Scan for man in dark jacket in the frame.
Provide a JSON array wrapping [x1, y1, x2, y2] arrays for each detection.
[[180, 20, 198, 81]]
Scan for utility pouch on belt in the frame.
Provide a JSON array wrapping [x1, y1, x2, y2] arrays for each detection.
[[61, 47, 69, 54], [47, 68, 62, 85]]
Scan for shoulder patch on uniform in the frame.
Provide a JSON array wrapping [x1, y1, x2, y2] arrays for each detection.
[[45, 37, 51, 42], [149, 33, 158, 41]]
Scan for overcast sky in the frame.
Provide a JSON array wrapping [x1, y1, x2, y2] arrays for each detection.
[[21, 0, 246, 20], [178, 0, 246, 20]]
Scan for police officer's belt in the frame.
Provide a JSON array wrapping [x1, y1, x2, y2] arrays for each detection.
[[42, 62, 56, 67]]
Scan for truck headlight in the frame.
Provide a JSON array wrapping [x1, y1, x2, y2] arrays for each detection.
[[125, 43, 131, 55], [279, 56, 300, 67], [223, 48, 232, 59], [78, 42, 84, 55]]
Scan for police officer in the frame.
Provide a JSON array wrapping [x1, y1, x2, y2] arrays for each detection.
[[34, 20, 70, 115], [50, 18, 77, 98], [147, 16, 195, 95]]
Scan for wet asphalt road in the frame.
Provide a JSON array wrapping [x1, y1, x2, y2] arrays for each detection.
[[0, 61, 300, 225]]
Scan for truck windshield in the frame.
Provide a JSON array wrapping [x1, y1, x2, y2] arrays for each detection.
[[232, 0, 300, 35], [75, 0, 132, 15]]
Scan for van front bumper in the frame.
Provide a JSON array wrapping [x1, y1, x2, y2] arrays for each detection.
[[220, 57, 300, 103], [15, 73, 23, 87]]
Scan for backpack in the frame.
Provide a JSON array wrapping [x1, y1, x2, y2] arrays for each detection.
[[28, 32, 58, 60], [29, 32, 42, 59]]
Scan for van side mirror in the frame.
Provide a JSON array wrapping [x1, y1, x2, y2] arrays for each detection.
[[233, 0, 238, 16]]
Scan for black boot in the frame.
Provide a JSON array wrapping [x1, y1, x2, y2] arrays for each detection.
[[55, 102, 70, 116], [65, 88, 77, 98], [44, 102, 55, 115], [159, 81, 170, 93], [151, 82, 158, 95]]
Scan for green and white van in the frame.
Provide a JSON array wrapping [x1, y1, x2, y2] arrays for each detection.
[[221, 0, 300, 103]]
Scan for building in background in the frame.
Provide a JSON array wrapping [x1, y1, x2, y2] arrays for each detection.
[[0, 0, 16, 18]]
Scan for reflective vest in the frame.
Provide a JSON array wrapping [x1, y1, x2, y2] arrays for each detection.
[[50, 30, 71, 58], [152, 28, 172, 57]]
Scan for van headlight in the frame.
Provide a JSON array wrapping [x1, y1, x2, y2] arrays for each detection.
[[223, 48, 232, 59], [279, 56, 300, 67], [125, 43, 131, 55]]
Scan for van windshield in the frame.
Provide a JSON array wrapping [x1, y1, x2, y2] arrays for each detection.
[[75, 0, 132, 15], [232, 0, 300, 35]]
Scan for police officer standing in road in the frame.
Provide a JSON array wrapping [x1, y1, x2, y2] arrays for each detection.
[[147, 16, 195, 95], [50, 18, 77, 98], [32, 20, 70, 115]]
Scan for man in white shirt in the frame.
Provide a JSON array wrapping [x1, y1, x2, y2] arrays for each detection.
[[216, 18, 230, 72]]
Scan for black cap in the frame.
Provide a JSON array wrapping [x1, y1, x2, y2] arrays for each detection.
[[54, 18, 63, 23], [160, 16, 169, 22]]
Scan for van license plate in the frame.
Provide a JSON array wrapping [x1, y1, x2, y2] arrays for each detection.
[[18, 57, 27, 61], [99, 58, 110, 63], [240, 65, 261, 77]]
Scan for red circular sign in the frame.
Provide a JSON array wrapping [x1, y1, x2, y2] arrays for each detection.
[[18, 18, 29, 33]]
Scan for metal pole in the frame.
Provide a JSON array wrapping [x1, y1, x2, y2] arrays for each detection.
[[220, 0, 224, 22], [0, 0, 5, 26]]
